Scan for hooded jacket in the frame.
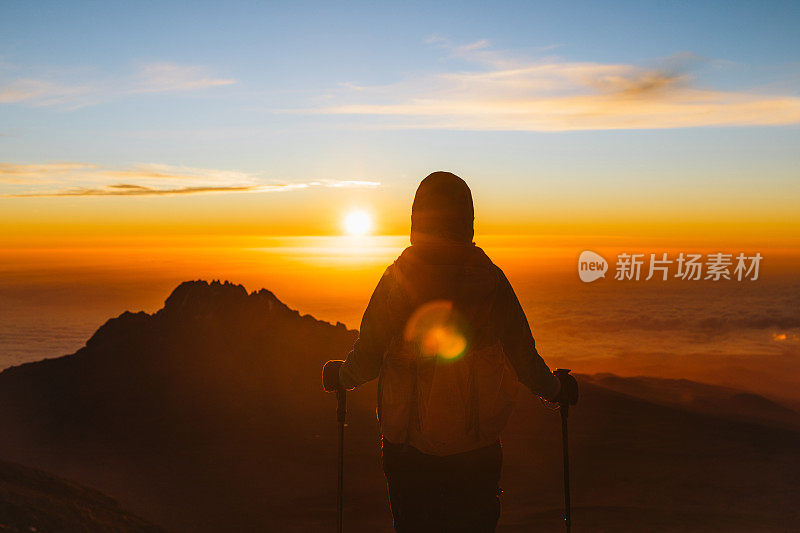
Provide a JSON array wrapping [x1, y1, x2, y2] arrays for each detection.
[[338, 172, 559, 455]]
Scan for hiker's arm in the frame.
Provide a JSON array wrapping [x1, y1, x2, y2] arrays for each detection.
[[494, 271, 561, 400], [339, 269, 394, 389]]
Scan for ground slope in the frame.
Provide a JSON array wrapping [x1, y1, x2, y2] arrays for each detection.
[[0, 459, 160, 532]]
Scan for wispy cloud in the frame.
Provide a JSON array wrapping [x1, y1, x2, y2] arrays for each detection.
[[0, 162, 250, 184], [133, 63, 236, 93], [12, 184, 266, 197], [0, 161, 380, 197], [306, 39, 800, 131], [0, 162, 96, 183], [0, 78, 94, 107], [0, 62, 236, 108]]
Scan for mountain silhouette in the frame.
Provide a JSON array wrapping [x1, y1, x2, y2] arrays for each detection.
[[0, 280, 798, 531]]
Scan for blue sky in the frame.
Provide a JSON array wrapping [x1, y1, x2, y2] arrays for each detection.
[[1, 0, 799, 239]]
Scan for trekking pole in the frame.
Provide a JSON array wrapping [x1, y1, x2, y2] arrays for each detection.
[[336, 386, 346, 533], [554, 368, 573, 533]]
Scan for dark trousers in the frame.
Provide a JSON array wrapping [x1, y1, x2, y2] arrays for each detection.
[[381, 438, 502, 533]]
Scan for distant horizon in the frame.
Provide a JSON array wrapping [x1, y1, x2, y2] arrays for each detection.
[[2, 238, 798, 407]]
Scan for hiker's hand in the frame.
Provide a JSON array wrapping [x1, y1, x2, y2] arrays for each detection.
[[322, 360, 344, 392], [554, 371, 578, 406]]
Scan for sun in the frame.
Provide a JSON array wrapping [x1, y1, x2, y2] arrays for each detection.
[[343, 210, 373, 236]]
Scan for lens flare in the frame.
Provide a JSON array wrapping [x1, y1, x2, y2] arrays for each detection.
[[404, 300, 469, 360]]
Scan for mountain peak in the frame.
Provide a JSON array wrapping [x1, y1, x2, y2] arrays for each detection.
[[158, 279, 300, 320], [78, 280, 354, 354], [163, 279, 248, 311]]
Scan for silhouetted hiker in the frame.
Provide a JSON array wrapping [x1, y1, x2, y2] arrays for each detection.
[[324, 171, 579, 532]]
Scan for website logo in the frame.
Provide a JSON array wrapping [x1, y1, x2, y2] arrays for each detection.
[[578, 251, 762, 283], [578, 251, 608, 283]]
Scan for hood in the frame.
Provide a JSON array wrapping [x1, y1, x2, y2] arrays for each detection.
[[410, 171, 474, 245]]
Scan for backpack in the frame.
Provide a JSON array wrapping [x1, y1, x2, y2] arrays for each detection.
[[377, 245, 520, 456]]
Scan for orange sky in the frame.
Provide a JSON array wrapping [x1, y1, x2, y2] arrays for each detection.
[[3, 180, 799, 251]]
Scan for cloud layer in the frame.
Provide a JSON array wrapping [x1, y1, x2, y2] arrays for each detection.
[[0, 62, 236, 108], [310, 40, 800, 131], [0, 162, 379, 197]]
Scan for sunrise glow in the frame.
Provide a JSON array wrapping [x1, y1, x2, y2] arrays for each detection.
[[343, 210, 373, 236]]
